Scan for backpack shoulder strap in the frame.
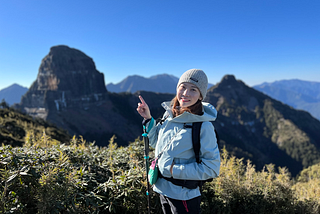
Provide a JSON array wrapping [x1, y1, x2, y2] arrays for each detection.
[[192, 122, 219, 163], [192, 122, 203, 163]]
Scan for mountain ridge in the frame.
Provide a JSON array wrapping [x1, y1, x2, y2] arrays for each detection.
[[0, 101, 71, 147], [205, 75, 320, 175], [3, 78, 319, 122]]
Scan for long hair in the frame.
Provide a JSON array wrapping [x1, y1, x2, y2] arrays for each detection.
[[171, 96, 203, 117]]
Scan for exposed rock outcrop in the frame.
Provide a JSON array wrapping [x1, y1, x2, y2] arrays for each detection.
[[20, 45, 107, 119], [17, 45, 172, 147]]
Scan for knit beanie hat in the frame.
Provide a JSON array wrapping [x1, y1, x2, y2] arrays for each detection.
[[177, 69, 208, 99]]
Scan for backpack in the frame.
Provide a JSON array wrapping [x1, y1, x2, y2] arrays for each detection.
[[158, 121, 219, 189]]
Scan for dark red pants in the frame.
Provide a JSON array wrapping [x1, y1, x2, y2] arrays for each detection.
[[160, 194, 201, 214]]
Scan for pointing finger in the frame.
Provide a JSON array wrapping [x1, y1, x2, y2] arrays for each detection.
[[139, 95, 146, 105]]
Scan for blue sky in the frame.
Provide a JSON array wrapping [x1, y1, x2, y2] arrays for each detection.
[[1, 0, 320, 90]]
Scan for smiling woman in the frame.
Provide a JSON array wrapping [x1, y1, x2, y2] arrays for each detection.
[[136, 69, 220, 214], [171, 69, 209, 117]]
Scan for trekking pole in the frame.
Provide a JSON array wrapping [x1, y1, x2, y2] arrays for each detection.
[[142, 125, 151, 214]]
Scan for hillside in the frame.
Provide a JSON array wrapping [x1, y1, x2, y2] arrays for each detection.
[[205, 75, 320, 176], [0, 100, 70, 147]]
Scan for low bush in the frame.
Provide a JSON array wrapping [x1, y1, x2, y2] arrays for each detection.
[[0, 132, 319, 213]]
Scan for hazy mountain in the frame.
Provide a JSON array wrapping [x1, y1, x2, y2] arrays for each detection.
[[253, 80, 320, 120], [106, 74, 214, 94], [10, 45, 320, 177], [0, 84, 28, 105]]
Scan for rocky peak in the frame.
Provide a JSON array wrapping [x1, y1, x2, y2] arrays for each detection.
[[206, 74, 262, 113], [216, 75, 246, 90], [220, 74, 238, 84], [36, 45, 106, 96], [19, 45, 108, 119]]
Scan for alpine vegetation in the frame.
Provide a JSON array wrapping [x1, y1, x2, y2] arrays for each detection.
[[0, 134, 319, 214]]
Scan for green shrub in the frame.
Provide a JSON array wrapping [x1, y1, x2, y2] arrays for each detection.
[[0, 133, 319, 213], [200, 148, 318, 214], [292, 163, 320, 212]]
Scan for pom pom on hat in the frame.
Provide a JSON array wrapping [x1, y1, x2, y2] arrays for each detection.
[[177, 69, 208, 99]]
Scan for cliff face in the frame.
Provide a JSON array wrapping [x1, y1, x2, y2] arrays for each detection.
[[20, 45, 107, 119], [36, 45, 106, 95]]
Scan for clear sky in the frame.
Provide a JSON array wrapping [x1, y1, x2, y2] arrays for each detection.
[[1, 0, 320, 90]]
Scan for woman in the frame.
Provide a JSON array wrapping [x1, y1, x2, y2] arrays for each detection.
[[137, 69, 220, 214]]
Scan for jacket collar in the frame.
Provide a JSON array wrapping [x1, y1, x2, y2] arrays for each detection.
[[161, 101, 217, 124]]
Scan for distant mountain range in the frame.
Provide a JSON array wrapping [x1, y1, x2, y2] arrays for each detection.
[[107, 76, 320, 121], [253, 80, 320, 120], [0, 84, 28, 105], [106, 74, 214, 94], [2, 77, 320, 122]]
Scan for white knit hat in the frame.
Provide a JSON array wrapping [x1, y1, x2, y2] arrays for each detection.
[[177, 69, 208, 99]]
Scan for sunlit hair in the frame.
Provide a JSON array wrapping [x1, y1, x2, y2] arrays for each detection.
[[171, 96, 203, 117]]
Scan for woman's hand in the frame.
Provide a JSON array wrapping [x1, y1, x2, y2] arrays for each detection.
[[137, 95, 152, 120]]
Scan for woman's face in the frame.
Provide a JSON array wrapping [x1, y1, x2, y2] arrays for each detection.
[[177, 82, 202, 108]]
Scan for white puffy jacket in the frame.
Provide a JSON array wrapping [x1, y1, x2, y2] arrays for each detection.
[[146, 101, 220, 200]]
